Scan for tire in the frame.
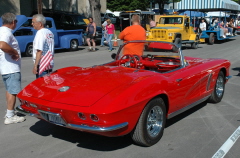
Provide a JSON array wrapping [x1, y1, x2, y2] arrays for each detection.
[[208, 71, 225, 103], [208, 33, 215, 45], [25, 44, 33, 57], [191, 36, 199, 49], [70, 39, 78, 51], [131, 97, 166, 147], [173, 37, 181, 52], [82, 35, 88, 46], [191, 42, 198, 49]]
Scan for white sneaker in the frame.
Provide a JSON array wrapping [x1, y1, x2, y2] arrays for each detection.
[[223, 35, 226, 38], [4, 115, 25, 125]]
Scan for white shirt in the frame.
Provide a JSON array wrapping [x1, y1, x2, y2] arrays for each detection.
[[0, 26, 21, 75], [33, 28, 54, 67], [199, 22, 206, 31], [102, 21, 107, 30]]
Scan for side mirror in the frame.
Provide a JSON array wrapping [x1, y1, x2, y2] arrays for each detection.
[[111, 53, 116, 59], [185, 22, 189, 27]]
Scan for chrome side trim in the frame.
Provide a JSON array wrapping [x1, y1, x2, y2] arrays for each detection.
[[225, 76, 232, 80], [168, 95, 210, 119], [68, 122, 128, 132]]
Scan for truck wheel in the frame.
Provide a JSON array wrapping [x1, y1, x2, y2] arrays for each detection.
[[25, 44, 33, 57], [131, 97, 166, 147], [191, 36, 199, 49], [82, 35, 88, 46], [173, 37, 181, 51], [207, 71, 225, 103], [208, 33, 215, 45], [70, 39, 78, 51]]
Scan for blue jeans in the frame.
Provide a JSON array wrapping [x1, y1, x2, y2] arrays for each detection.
[[107, 34, 114, 50], [101, 30, 106, 46]]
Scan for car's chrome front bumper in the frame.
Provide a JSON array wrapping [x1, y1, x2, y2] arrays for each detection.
[[16, 105, 128, 132]]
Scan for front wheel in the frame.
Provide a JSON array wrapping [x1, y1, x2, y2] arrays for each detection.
[[207, 71, 225, 103], [131, 97, 166, 146], [70, 39, 78, 51]]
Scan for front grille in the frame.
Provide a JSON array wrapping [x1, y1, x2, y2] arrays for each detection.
[[152, 30, 167, 40]]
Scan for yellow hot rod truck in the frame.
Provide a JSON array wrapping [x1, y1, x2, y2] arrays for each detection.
[[147, 14, 200, 49]]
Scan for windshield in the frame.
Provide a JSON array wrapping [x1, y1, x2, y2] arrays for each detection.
[[111, 41, 185, 73], [159, 17, 183, 24]]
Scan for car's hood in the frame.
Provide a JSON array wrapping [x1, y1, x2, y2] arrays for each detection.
[[19, 66, 154, 107], [0, 15, 28, 33]]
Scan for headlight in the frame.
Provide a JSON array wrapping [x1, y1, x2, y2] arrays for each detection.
[[146, 32, 149, 36], [168, 33, 173, 36]]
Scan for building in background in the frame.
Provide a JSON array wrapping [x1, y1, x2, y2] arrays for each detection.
[[0, 0, 106, 17]]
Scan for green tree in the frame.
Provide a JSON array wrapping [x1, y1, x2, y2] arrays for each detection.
[[107, 0, 149, 11], [232, 0, 240, 4]]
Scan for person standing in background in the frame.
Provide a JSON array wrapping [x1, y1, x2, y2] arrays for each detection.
[[32, 14, 54, 78], [105, 19, 115, 52], [0, 12, 25, 124], [119, 14, 146, 56], [86, 17, 96, 51], [100, 18, 108, 47]]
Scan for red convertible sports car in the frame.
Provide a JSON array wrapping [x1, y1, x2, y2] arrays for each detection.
[[17, 41, 231, 146]]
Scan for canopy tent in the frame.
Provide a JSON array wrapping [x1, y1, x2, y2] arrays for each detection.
[[178, 0, 240, 11], [179, 11, 207, 17], [206, 11, 230, 17]]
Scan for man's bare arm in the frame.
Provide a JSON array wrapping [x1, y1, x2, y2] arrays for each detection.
[[0, 41, 18, 55]]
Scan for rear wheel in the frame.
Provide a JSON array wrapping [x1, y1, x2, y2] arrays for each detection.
[[208, 33, 215, 45], [82, 35, 88, 46], [70, 39, 78, 51], [131, 97, 166, 146], [25, 44, 33, 57], [208, 71, 225, 103]]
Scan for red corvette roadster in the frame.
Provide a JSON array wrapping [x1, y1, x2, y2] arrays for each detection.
[[17, 41, 231, 146]]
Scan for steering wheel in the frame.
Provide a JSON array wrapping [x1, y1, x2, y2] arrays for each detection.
[[118, 54, 141, 68]]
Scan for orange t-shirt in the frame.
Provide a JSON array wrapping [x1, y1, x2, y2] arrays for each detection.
[[119, 25, 146, 56]]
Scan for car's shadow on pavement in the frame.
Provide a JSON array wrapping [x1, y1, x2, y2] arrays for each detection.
[[165, 101, 208, 128], [29, 120, 133, 151], [29, 101, 208, 150], [232, 67, 240, 76]]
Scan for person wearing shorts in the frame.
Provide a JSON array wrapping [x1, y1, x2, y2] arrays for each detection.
[[0, 12, 25, 125], [86, 17, 96, 51]]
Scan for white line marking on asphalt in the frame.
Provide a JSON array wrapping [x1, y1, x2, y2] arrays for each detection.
[[212, 126, 240, 158]]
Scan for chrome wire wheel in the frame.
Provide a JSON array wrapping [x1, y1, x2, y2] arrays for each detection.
[[216, 75, 224, 98], [147, 106, 163, 137]]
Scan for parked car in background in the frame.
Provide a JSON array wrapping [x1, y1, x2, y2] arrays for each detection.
[[101, 13, 119, 25], [0, 15, 83, 57], [31, 9, 102, 45]]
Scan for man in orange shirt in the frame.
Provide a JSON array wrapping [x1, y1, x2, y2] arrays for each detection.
[[119, 14, 146, 56]]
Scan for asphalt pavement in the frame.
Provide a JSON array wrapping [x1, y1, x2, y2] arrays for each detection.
[[0, 38, 239, 158]]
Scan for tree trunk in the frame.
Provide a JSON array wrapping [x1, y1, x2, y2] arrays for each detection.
[[37, 0, 42, 14], [89, 0, 101, 26]]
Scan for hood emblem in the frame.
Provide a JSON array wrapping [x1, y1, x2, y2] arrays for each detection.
[[58, 86, 70, 92]]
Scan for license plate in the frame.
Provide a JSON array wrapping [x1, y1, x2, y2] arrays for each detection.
[[39, 110, 66, 126]]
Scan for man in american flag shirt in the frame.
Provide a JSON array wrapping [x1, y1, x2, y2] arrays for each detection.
[[32, 14, 54, 78]]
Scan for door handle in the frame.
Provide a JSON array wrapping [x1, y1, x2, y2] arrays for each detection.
[[176, 78, 183, 82]]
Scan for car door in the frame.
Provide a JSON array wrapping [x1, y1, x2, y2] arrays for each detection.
[[166, 65, 202, 110]]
